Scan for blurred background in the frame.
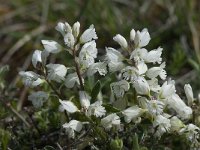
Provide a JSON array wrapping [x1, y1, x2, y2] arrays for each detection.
[[0, 0, 200, 103]]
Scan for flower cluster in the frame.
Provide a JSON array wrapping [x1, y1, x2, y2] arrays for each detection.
[[19, 21, 200, 149]]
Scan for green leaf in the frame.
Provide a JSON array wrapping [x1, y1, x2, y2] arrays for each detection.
[[188, 58, 200, 72], [103, 104, 120, 113], [132, 133, 140, 150], [91, 80, 101, 103]]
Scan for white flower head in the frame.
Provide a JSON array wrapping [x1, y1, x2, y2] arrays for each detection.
[[153, 115, 171, 137], [113, 34, 128, 49], [144, 47, 163, 64], [159, 80, 176, 99], [80, 24, 98, 43], [59, 99, 78, 113], [122, 106, 146, 123], [132, 76, 150, 96], [87, 62, 107, 76], [65, 72, 82, 88], [46, 64, 68, 82], [32, 50, 42, 68], [101, 113, 120, 130], [147, 78, 161, 92], [87, 100, 106, 117], [147, 100, 164, 116], [121, 66, 139, 81], [167, 94, 192, 120], [63, 120, 83, 138], [55, 22, 72, 36], [79, 91, 91, 109], [146, 62, 167, 80], [110, 80, 130, 98], [72, 21, 80, 38], [179, 124, 200, 142], [41, 40, 61, 54], [136, 61, 148, 75], [19, 71, 44, 87], [64, 33, 75, 48], [130, 29, 136, 41], [130, 48, 147, 62], [79, 40, 97, 69], [184, 84, 194, 106], [134, 28, 151, 48], [28, 91, 48, 108], [105, 47, 125, 72]]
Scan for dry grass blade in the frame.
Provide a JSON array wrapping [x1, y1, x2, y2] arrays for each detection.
[[1, 24, 53, 64]]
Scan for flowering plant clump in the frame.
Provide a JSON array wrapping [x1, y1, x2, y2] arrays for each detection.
[[19, 21, 200, 149]]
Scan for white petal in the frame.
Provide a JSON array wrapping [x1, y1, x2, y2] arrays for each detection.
[[184, 84, 194, 106], [41, 40, 61, 53], [132, 76, 150, 96], [63, 120, 83, 132], [130, 29, 136, 41], [28, 91, 48, 108], [79, 91, 91, 109], [64, 33, 75, 48], [110, 80, 130, 98], [59, 99, 78, 113], [80, 25, 98, 43], [113, 34, 128, 49], [65, 73, 81, 88], [87, 62, 107, 76], [134, 28, 151, 48], [46, 64, 68, 82], [32, 50, 42, 68]]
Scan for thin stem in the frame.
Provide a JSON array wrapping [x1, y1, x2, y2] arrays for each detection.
[[0, 97, 31, 128]]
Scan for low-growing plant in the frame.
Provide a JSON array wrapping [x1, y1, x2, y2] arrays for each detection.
[[18, 21, 200, 149]]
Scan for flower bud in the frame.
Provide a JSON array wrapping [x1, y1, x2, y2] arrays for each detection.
[[184, 84, 194, 106], [113, 34, 128, 50], [72, 21, 80, 38], [130, 29, 136, 41], [133, 76, 150, 96]]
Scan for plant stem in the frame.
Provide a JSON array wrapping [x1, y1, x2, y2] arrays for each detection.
[[72, 47, 85, 91], [0, 97, 31, 128]]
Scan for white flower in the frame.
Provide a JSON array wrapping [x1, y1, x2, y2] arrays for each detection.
[[121, 66, 139, 81], [72, 21, 80, 38], [32, 50, 42, 68], [170, 116, 185, 132], [80, 24, 98, 43], [87, 100, 106, 117], [134, 28, 151, 48], [79, 40, 97, 69], [101, 113, 120, 129], [59, 99, 78, 113], [179, 124, 200, 142], [132, 76, 150, 96], [63, 120, 83, 138], [122, 106, 145, 123], [87, 62, 107, 76], [130, 29, 136, 41], [146, 62, 167, 80], [184, 84, 194, 106], [136, 61, 148, 75], [110, 80, 130, 98], [46, 64, 68, 82], [55, 22, 72, 36], [113, 34, 128, 49], [130, 48, 147, 62], [159, 80, 176, 99], [143, 47, 163, 64], [64, 33, 75, 48], [105, 47, 125, 72], [65, 72, 81, 88], [79, 91, 91, 109], [153, 115, 171, 137], [167, 94, 192, 120], [41, 40, 61, 53], [19, 71, 44, 87], [147, 100, 164, 116], [147, 78, 161, 92], [28, 91, 48, 108]]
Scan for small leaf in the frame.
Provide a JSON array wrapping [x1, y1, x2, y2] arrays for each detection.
[[103, 104, 120, 113], [91, 80, 101, 103], [188, 58, 200, 72]]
